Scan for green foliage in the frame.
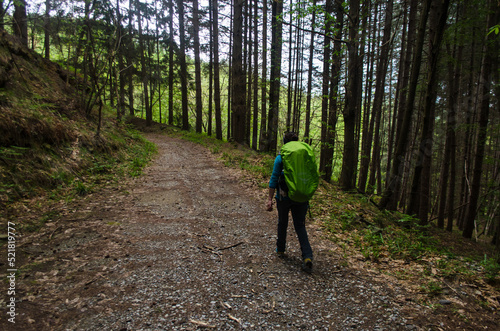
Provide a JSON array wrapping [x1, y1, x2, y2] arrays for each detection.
[[481, 255, 500, 282], [126, 129, 157, 177], [420, 280, 443, 297], [73, 180, 91, 196], [22, 211, 60, 233]]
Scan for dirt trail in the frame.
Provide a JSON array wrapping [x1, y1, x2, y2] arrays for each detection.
[[3, 133, 461, 330]]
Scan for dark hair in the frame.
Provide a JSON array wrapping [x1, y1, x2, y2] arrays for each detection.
[[283, 132, 299, 144]]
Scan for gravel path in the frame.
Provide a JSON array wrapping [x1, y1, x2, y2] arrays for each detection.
[[8, 133, 425, 330], [70, 134, 416, 330]]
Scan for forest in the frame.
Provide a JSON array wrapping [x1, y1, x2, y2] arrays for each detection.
[[2, 0, 499, 246]]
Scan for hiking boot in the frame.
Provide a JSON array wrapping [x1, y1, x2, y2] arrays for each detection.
[[276, 249, 285, 258], [302, 258, 313, 273]]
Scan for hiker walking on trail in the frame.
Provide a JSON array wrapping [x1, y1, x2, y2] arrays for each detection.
[[266, 132, 319, 273]]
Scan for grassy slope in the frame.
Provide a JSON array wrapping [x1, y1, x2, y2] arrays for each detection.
[[0, 30, 156, 232]]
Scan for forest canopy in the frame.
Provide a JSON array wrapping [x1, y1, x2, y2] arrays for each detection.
[[1, 0, 499, 245]]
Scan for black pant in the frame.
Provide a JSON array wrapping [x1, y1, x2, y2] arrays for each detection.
[[276, 199, 313, 260]]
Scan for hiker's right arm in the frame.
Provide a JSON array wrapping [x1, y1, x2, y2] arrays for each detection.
[[266, 188, 275, 211]]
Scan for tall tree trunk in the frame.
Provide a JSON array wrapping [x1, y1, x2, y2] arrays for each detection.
[[340, 0, 361, 191], [385, 0, 414, 199], [319, 0, 332, 180], [286, 2, 294, 132], [168, 0, 174, 125], [358, 5, 378, 194], [193, 0, 203, 133], [137, 1, 151, 126], [245, 0, 252, 146], [208, 0, 214, 135], [116, 0, 125, 121], [259, 0, 268, 151], [463, 0, 499, 239], [252, 0, 259, 150], [439, 11, 461, 230], [177, 0, 189, 131], [13, 0, 28, 47], [212, 0, 223, 140], [303, 0, 316, 143], [227, 7, 233, 141], [458, 5, 478, 230], [408, 0, 450, 224], [0, 0, 5, 30], [367, 0, 393, 194], [379, 0, 432, 210], [324, 1, 344, 181], [44, 0, 50, 59], [127, 0, 135, 117], [267, 0, 283, 153], [232, 0, 246, 143]]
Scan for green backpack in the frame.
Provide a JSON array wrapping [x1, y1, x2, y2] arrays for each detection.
[[280, 141, 319, 202]]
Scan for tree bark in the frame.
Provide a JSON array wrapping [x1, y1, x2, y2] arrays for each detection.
[[267, 0, 283, 153], [168, 0, 174, 125], [367, 0, 393, 194], [340, 0, 361, 191], [193, 0, 203, 133], [319, 0, 332, 181], [44, 0, 50, 59], [136, 1, 151, 126], [379, 0, 431, 209], [13, 0, 28, 47], [258, 0, 268, 151], [407, 0, 450, 223], [303, 0, 316, 143], [252, 0, 259, 150], [463, 0, 499, 239], [231, 0, 246, 143], [212, 0, 223, 140], [177, 0, 189, 131]]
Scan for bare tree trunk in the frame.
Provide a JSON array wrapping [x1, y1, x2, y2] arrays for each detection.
[[192, 0, 203, 132], [367, 0, 393, 195], [212, 0, 223, 139], [319, 0, 332, 180], [340, 0, 361, 191], [258, 0, 268, 151], [267, 0, 283, 153], [44, 0, 50, 59], [463, 0, 499, 239], [379, 0, 431, 209], [136, 1, 151, 126], [13, 0, 28, 47], [303, 0, 316, 143], [127, 0, 135, 117], [358, 4, 377, 193], [286, 1, 294, 133], [168, 0, 174, 125], [208, 0, 214, 135], [251, 0, 259, 150], [407, 0, 450, 224], [439, 8, 462, 230], [177, 0, 189, 131], [232, 0, 246, 143], [0, 0, 5, 30]]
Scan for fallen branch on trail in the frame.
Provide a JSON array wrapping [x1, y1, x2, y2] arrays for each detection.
[[199, 241, 245, 259], [219, 241, 244, 251], [228, 313, 242, 324], [189, 318, 216, 328]]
